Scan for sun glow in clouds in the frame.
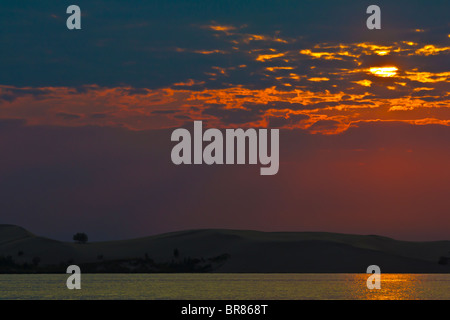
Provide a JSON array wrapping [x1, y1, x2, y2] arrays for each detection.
[[354, 80, 372, 87], [369, 66, 398, 77]]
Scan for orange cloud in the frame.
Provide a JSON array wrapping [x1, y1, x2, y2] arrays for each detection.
[[1, 82, 449, 135], [415, 45, 450, 56], [256, 52, 286, 62]]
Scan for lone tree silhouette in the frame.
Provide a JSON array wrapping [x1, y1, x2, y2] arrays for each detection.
[[73, 232, 88, 244]]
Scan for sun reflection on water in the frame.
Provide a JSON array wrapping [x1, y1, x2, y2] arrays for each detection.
[[355, 274, 424, 300]]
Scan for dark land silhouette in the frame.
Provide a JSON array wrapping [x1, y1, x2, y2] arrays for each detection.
[[0, 224, 449, 273]]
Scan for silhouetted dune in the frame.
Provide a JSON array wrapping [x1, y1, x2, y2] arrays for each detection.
[[0, 225, 448, 273]]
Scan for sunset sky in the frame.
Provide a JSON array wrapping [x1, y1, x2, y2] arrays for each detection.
[[0, 0, 449, 241]]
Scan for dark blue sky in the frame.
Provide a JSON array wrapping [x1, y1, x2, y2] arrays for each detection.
[[1, 0, 448, 88]]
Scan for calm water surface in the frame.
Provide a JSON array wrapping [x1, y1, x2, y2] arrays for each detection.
[[0, 274, 449, 300]]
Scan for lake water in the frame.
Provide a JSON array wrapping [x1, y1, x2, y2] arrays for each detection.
[[0, 274, 449, 300]]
